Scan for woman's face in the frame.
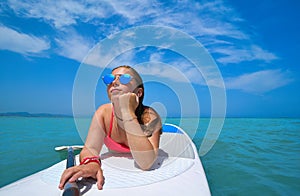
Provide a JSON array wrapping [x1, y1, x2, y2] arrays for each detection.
[[107, 67, 138, 100]]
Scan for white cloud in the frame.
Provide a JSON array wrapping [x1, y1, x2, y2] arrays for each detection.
[[152, 7, 247, 40], [109, 51, 136, 68], [5, 0, 278, 66], [107, 1, 274, 65], [0, 25, 49, 55], [83, 33, 136, 68], [135, 62, 191, 83], [225, 69, 293, 94], [213, 45, 278, 64], [149, 52, 163, 62], [55, 31, 94, 62], [251, 45, 278, 62], [134, 53, 206, 85], [6, 0, 248, 41], [107, 0, 158, 24], [7, 0, 111, 29]]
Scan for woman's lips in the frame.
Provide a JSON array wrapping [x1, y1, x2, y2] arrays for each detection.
[[110, 88, 121, 94]]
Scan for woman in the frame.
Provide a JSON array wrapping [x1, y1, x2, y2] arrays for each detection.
[[59, 65, 162, 190]]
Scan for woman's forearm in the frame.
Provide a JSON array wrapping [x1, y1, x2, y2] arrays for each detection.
[[123, 120, 158, 170], [127, 135, 157, 170]]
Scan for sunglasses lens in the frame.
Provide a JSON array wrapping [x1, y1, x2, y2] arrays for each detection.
[[102, 74, 115, 85], [119, 74, 132, 84]]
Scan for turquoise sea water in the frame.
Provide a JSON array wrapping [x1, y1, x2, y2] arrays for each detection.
[[0, 117, 299, 195]]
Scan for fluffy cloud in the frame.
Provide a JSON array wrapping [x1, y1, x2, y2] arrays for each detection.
[[5, 0, 273, 65], [3, 0, 289, 94], [225, 69, 293, 94], [0, 25, 50, 55], [55, 31, 94, 62], [213, 45, 278, 64], [7, 0, 111, 29]]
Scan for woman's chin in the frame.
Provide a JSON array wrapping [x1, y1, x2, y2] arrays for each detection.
[[110, 92, 123, 101]]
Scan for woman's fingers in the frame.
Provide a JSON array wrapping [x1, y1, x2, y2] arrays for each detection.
[[96, 169, 104, 190], [58, 166, 85, 189], [68, 169, 83, 182], [59, 167, 77, 189], [119, 93, 139, 111], [59, 164, 102, 190]]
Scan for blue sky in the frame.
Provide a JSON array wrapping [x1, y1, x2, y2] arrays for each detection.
[[0, 0, 299, 117]]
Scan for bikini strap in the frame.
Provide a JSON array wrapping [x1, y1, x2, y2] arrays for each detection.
[[109, 108, 114, 137]]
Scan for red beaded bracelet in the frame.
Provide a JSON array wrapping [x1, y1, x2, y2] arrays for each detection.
[[80, 156, 101, 166]]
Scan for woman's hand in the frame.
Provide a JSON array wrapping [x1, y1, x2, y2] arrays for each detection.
[[113, 93, 139, 119], [58, 163, 104, 190], [119, 93, 139, 115]]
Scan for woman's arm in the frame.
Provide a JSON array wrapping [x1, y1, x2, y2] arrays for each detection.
[[124, 116, 162, 170], [80, 107, 106, 159], [114, 93, 162, 170], [121, 103, 162, 170], [59, 106, 107, 190]]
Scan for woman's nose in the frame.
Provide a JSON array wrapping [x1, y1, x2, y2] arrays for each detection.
[[112, 75, 120, 86]]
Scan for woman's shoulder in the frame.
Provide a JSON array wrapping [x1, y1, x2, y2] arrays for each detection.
[[95, 103, 112, 116]]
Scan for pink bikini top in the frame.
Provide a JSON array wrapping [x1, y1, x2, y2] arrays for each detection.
[[103, 110, 131, 153]]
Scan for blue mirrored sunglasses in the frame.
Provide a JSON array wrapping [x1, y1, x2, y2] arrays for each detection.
[[102, 74, 132, 85]]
